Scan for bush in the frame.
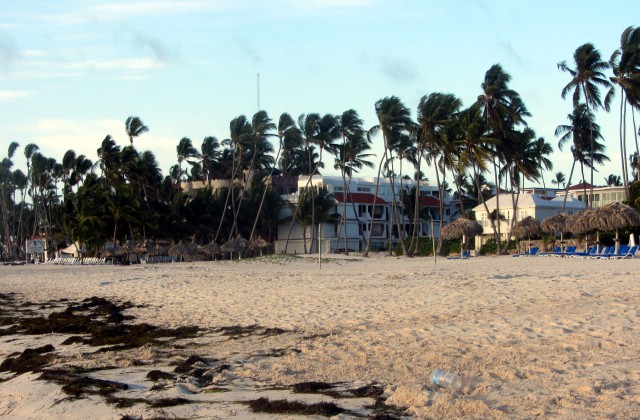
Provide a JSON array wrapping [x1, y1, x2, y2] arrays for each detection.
[[392, 237, 464, 256], [479, 238, 516, 255]]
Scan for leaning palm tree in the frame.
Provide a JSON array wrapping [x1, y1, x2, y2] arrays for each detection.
[[250, 113, 300, 242], [125, 116, 149, 146], [176, 137, 200, 182], [605, 26, 640, 197], [199, 136, 222, 183], [558, 43, 611, 207], [556, 103, 609, 211], [363, 96, 413, 257], [477, 64, 530, 253]]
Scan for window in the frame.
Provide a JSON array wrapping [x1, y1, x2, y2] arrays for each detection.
[[357, 186, 371, 193]]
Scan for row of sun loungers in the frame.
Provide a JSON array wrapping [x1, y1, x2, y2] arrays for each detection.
[[44, 257, 107, 265], [539, 245, 638, 259], [447, 250, 472, 260]]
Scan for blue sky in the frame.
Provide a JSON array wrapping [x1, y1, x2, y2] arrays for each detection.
[[1, 1, 637, 187]]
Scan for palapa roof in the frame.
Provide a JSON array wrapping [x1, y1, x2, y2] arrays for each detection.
[[511, 216, 542, 238], [541, 212, 571, 233], [441, 218, 483, 240]]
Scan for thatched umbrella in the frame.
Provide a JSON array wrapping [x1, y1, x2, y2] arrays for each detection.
[[201, 241, 221, 260], [511, 216, 542, 239], [541, 212, 572, 251], [511, 216, 542, 254], [249, 236, 270, 256], [567, 209, 600, 251], [168, 241, 188, 261], [221, 235, 249, 260], [591, 202, 640, 251], [441, 218, 483, 256]]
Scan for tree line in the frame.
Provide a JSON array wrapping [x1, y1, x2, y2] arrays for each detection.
[[1, 26, 639, 259]]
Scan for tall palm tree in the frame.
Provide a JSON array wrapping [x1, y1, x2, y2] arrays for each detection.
[[531, 137, 553, 188], [363, 96, 412, 257], [551, 171, 566, 189], [556, 103, 609, 210], [477, 64, 529, 252], [558, 43, 611, 207], [176, 137, 199, 182], [125, 116, 149, 146], [605, 26, 640, 196], [200, 136, 222, 183], [250, 112, 299, 241], [416, 92, 462, 254]]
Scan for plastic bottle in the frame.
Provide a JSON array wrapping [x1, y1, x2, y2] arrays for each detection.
[[431, 369, 462, 391]]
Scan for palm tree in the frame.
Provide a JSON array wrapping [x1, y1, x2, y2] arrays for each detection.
[[125, 116, 149, 146], [558, 43, 611, 207], [250, 112, 299, 241], [556, 103, 609, 210], [477, 64, 530, 253], [363, 96, 413, 257], [200, 136, 222, 183], [531, 137, 553, 188], [176, 137, 199, 182], [96, 135, 121, 187], [605, 26, 640, 196], [551, 171, 566, 189], [605, 174, 622, 187], [416, 92, 462, 254]]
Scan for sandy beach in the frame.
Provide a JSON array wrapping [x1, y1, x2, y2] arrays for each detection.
[[1, 254, 639, 419]]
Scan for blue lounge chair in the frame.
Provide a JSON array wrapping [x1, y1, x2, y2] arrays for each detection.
[[447, 250, 471, 260], [512, 247, 539, 257]]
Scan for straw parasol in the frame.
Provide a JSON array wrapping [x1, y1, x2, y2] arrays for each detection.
[[168, 241, 188, 260], [441, 218, 483, 256], [511, 216, 542, 239], [200, 241, 221, 260], [541, 212, 571, 234], [221, 235, 249, 260], [441, 218, 483, 240], [249, 236, 270, 256], [541, 212, 572, 251], [591, 202, 640, 251]]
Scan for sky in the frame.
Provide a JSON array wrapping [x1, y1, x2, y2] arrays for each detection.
[[1, 0, 637, 187]]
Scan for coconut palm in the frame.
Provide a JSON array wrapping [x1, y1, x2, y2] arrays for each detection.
[[551, 171, 566, 189], [176, 137, 199, 182], [531, 136, 553, 188], [125, 116, 149, 146], [250, 113, 299, 241], [605, 26, 640, 196], [363, 97, 413, 257], [558, 43, 611, 206], [556, 103, 609, 211], [199, 136, 222, 182], [605, 174, 622, 187], [477, 64, 530, 253]]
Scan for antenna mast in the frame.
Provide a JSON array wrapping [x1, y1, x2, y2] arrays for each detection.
[[257, 73, 261, 112]]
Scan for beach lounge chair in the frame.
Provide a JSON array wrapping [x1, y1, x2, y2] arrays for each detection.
[[512, 247, 539, 257], [597, 245, 635, 259], [447, 250, 471, 260], [568, 245, 598, 258]]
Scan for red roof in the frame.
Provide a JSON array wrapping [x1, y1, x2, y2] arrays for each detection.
[[334, 192, 386, 205], [568, 182, 594, 191], [419, 196, 441, 207]]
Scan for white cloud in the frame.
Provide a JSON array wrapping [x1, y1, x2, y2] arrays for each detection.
[[0, 90, 31, 101], [69, 57, 164, 71]]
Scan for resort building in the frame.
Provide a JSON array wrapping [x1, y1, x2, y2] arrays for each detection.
[[472, 192, 586, 244], [565, 183, 627, 208], [274, 175, 454, 254]]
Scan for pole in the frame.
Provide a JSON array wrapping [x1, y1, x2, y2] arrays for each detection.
[[318, 224, 322, 270], [431, 219, 436, 264]]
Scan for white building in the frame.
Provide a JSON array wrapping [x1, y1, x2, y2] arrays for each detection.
[[274, 175, 454, 254], [472, 192, 586, 244]]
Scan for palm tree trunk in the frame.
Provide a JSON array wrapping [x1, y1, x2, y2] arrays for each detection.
[[409, 151, 423, 253], [473, 163, 497, 251], [250, 136, 284, 241], [214, 146, 241, 243], [345, 172, 367, 251], [561, 159, 577, 212], [581, 83, 595, 209], [362, 150, 388, 257], [492, 157, 502, 255], [387, 152, 408, 256]]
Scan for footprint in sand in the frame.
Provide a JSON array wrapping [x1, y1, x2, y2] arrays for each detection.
[[0, 394, 22, 415]]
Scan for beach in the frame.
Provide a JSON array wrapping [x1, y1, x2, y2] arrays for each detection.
[[0, 254, 639, 419]]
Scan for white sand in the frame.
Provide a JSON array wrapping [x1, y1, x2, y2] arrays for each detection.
[[1, 254, 639, 418]]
